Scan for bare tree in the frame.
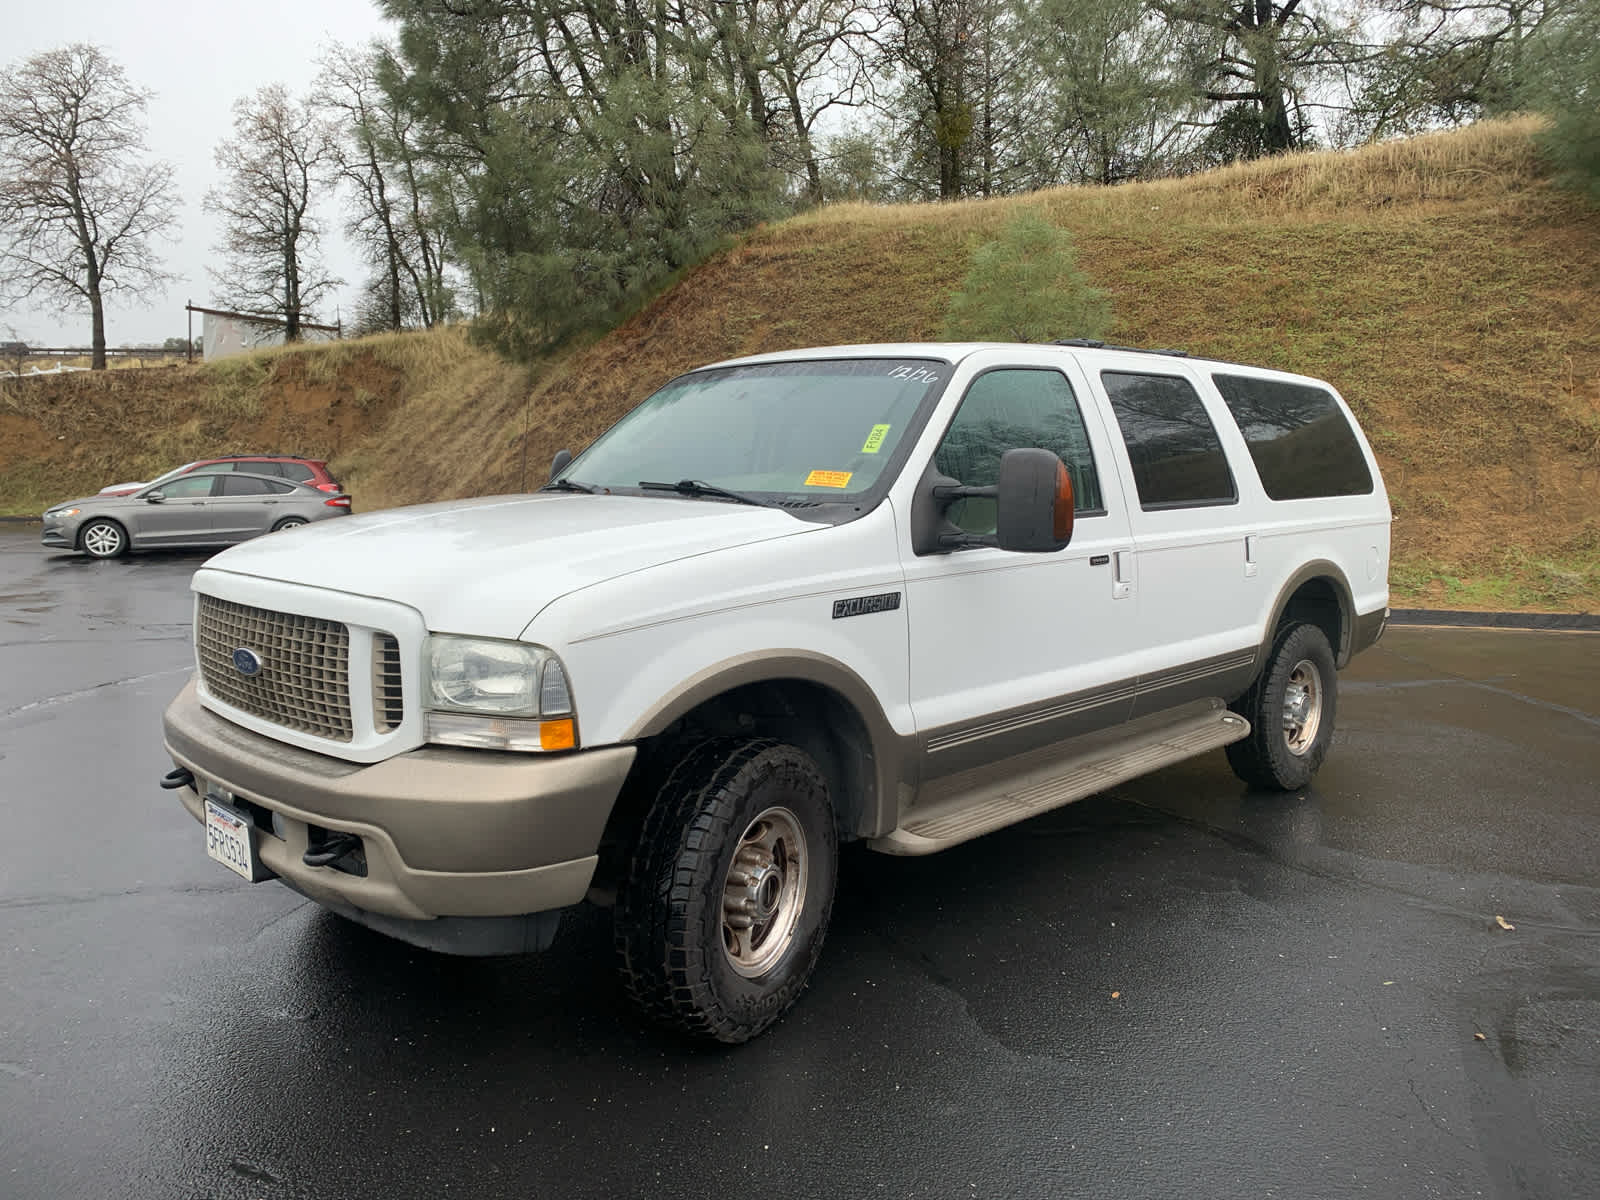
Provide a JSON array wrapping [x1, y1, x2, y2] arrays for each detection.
[[694, 0, 879, 203], [205, 85, 340, 340], [0, 44, 177, 369], [872, 0, 993, 199], [1353, 0, 1579, 138], [1152, 1, 1365, 159], [316, 42, 452, 331]]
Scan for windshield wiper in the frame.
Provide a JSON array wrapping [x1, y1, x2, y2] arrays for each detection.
[[637, 479, 769, 507], [540, 478, 598, 494]]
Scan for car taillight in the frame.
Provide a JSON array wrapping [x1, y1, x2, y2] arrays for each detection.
[[316, 482, 341, 493], [325, 496, 351, 508]]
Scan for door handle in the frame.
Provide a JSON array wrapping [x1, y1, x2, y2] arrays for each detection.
[[1112, 550, 1133, 600], [1245, 534, 1259, 578]]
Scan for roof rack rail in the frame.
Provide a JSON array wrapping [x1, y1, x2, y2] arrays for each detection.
[[1052, 338, 1188, 358], [211, 452, 315, 460]]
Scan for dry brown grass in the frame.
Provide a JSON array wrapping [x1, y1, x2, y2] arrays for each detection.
[[326, 326, 534, 509]]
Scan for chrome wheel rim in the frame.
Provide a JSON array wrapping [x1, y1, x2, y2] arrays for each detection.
[[721, 805, 808, 978], [276, 518, 307, 530], [1282, 658, 1323, 756], [83, 523, 122, 557]]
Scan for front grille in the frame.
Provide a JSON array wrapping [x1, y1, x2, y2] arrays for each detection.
[[197, 595, 353, 741], [372, 633, 404, 732]]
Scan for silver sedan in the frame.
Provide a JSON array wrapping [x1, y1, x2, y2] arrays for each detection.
[[41, 472, 352, 559]]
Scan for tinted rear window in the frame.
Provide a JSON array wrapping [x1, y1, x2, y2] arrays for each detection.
[[219, 475, 272, 496], [1212, 374, 1373, 500], [277, 463, 314, 481], [1102, 371, 1236, 509]]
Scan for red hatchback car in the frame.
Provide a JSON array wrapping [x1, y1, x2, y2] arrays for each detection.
[[99, 455, 343, 497]]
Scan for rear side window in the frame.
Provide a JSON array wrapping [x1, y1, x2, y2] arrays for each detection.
[[265, 479, 296, 494], [219, 475, 273, 496], [1102, 371, 1235, 509], [1212, 374, 1374, 500], [277, 463, 314, 481]]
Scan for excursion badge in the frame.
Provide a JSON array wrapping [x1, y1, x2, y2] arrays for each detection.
[[832, 592, 902, 619]]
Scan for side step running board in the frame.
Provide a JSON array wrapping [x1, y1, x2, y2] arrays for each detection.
[[871, 706, 1250, 856]]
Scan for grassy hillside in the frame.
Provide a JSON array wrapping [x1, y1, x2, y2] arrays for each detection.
[[0, 329, 531, 515], [3, 118, 1597, 610]]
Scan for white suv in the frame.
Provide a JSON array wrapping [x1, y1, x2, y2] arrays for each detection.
[[162, 341, 1390, 1042]]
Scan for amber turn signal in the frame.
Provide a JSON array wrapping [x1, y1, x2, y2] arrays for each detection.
[[539, 718, 576, 751]]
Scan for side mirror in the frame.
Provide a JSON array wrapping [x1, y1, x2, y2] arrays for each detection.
[[549, 449, 572, 482], [911, 448, 1076, 556], [994, 449, 1074, 552], [145, 491, 165, 504]]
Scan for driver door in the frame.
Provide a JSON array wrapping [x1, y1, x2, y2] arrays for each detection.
[[899, 361, 1140, 777]]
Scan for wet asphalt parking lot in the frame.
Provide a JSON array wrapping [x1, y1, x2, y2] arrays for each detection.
[[1, 527, 1597, 1200]]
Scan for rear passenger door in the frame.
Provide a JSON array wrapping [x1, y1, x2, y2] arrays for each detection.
[[900, 358, 1140, 774], [1091, 362, 1262, 715], [210, 475, 290, 542]]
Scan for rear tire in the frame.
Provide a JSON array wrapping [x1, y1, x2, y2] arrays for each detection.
[[614, 738, 838, 1043], [271, 516, 308, 531], [1226, 622, 1337, 791], [80, 519, 128, 559]]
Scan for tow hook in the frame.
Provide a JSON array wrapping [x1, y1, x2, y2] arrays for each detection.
[[159, 766, 195, 791], [303, 830, 367, 876]]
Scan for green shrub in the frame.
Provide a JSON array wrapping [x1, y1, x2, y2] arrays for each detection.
[[1525, 8, 1600, 204], [943, 211, 1112, 343]]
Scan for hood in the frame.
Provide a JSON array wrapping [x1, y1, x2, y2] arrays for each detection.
[[47, 494, 119, 513], [198, 493, 818, 638], [49, 490, 166, 514]]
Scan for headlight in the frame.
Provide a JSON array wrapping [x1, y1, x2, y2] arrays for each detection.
[[47, 507, 80, 518], [424, 635, 577, 751]]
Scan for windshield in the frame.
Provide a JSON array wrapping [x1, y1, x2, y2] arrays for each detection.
[[145, 461, 200, 488], [558, 358, 949, 501]]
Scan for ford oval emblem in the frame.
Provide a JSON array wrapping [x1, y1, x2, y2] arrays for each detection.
[[232, 647, 263, 677]]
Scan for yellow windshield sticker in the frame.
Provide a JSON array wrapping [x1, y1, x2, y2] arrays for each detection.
[[861, 423, 891, 454], [805, 469, 853, 489]]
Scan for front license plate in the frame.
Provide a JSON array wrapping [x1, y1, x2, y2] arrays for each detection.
[[205, 797, 260, 881]]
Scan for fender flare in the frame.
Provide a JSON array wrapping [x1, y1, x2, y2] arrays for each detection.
[[1260, 560, 1357, 670], [623, 650, 914, 838]]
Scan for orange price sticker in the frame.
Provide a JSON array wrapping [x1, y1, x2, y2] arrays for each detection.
[[804, 469, 854, 489]]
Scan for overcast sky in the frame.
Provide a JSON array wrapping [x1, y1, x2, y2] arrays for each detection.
[[8, 0, 394, 348]]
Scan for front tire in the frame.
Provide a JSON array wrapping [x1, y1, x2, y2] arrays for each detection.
[[80, 518, 128, 559], [1226, 622, 1337, 791], [614, 738, 838, 1043]]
